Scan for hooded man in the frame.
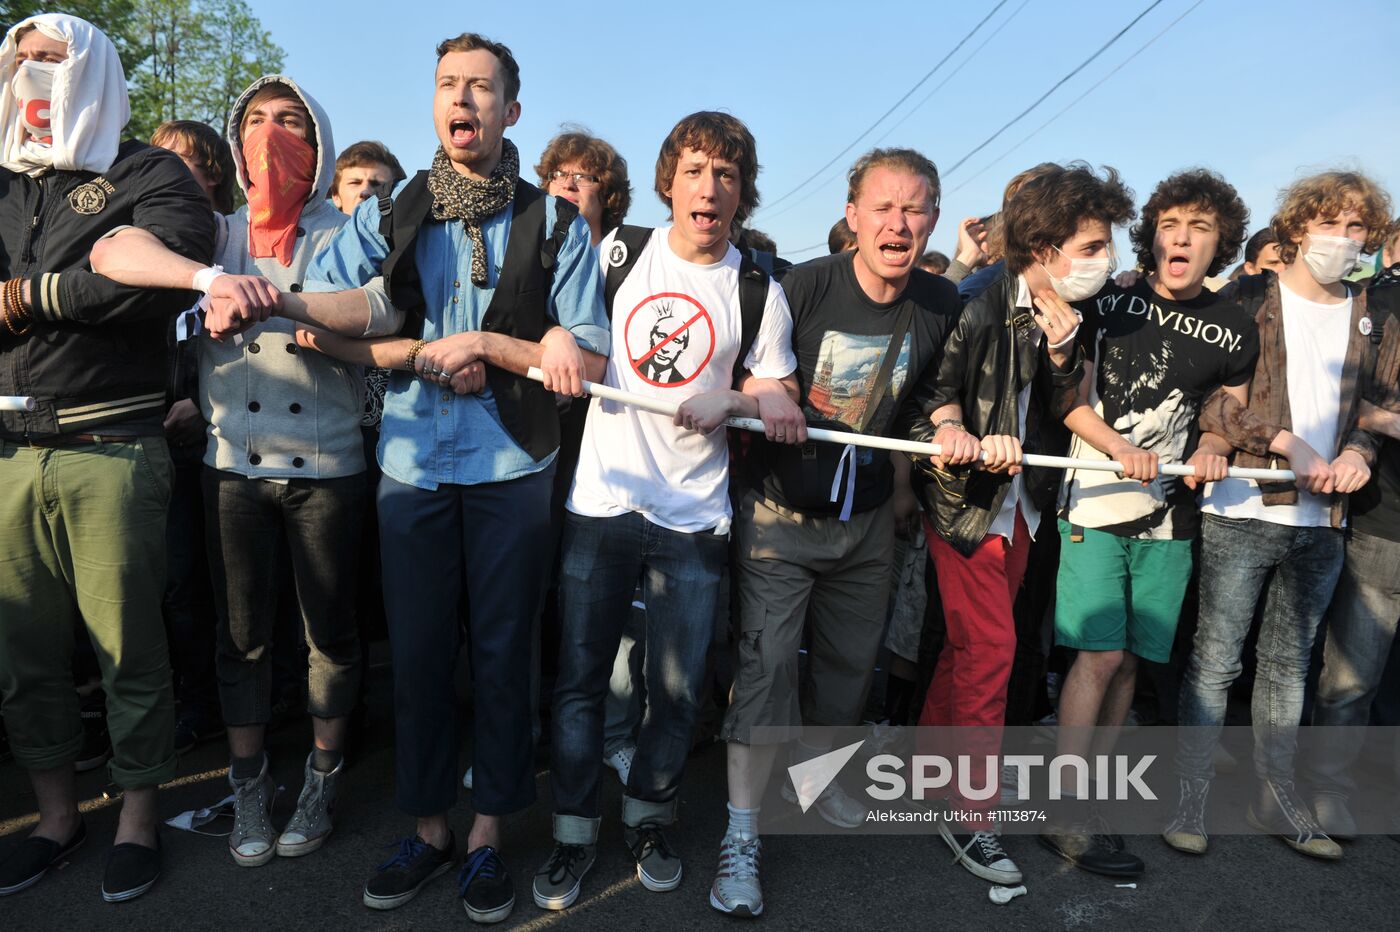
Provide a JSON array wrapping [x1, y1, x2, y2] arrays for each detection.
[[88, 73, 407, 870], [0, 13, 214, 904]]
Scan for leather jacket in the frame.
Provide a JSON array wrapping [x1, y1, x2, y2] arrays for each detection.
[[900, 268, 1083, 556]]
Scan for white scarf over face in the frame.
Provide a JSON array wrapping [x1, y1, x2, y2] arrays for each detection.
[[0, 13, 128, 176]]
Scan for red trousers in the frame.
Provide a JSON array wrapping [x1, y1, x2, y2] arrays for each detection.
[[919, 511, 1030, 814]]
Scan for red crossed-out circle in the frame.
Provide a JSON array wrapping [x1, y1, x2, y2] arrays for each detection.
[[623, 292, 716, 388]]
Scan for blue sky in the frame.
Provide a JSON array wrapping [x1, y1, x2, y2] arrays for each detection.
[[249, 0, 1400, 264]]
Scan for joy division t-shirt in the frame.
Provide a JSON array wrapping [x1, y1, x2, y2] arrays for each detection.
[[1062, 278, 1258, 539]]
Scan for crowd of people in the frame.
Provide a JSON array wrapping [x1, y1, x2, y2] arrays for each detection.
[[1, 11, 1398, 923]]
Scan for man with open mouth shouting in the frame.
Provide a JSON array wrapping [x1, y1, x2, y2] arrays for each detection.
[[299, 32, 609, 924]]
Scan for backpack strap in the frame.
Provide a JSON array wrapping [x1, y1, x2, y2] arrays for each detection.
[[541, 196, 579, 273], [734, 253, 770, 387], [603, 225, 655, 319]]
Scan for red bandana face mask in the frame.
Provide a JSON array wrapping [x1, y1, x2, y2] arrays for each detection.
[[242, 120, 315, 266]]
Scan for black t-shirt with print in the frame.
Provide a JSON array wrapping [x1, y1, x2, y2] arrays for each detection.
[[1071, 278, 1259, 538], [750, 251, 961, 515]]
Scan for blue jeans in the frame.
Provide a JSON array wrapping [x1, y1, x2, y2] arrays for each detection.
[[603, 603, 646, 757], [1177, 514, 1344, 782], [1304, 529, 1400, 797], [378, 467, 553, 817], [550, 511, 726, 842]]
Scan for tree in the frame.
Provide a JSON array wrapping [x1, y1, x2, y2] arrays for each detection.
[[0, 0, 283, 139]]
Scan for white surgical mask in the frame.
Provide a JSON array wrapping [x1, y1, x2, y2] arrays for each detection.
[[1042, 246, 1116, 301], [1301, 234, 1363, 285], [11, 59, 58, 146]]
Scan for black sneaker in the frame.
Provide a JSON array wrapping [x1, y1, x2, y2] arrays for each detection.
[[1038, 826, 1144, 877], [363, 834, 455, 911], [532, 842, 595, 910], [75, 706, 111, 773], [936, 820, 1022, 884], [0, 821, 87, 896], [459, 845, 514, 924], [173, 711, 226, 756], [101, 837, 161, 903]]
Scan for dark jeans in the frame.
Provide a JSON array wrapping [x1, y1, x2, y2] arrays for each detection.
[[203, 469, 364, 726], [379, 467, 554, 817], [551, 511, 726, 841], [1177, 514, 1344, 783], [1304, 529, 1400, 797], [165, 456, 218, 719]]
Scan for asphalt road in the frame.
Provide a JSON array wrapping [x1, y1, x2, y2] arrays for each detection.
[[3, 678, 1398, 931]]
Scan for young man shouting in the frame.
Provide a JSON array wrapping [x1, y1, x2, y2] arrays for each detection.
[[1046, 169, 1256, 875], [533, 111, 803, 912]]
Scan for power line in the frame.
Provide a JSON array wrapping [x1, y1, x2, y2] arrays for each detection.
[[873, 0, 1033, 147], [949, 0, 1206, 195], [943, 0, 1164, 177], [756, 0, 1010, 216]]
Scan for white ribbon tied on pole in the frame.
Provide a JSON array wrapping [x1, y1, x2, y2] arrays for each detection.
[[0, 395, 36, 412], [524, 368, 1297, 483]]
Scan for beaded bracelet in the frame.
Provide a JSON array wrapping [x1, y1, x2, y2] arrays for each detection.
[[404, 338, 427, 371], [2, 278, 31, 336]]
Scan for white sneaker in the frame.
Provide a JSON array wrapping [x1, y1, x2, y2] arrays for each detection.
[[603, 744, 636, 786], [462, 767, 473, 790], [709, 834, 762, 917], [781, 774, 867, 828]]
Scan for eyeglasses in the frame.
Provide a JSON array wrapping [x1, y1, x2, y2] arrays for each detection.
[[549, 170, 601, 188]]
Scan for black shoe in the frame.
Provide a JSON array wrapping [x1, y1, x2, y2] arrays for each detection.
[[102, 837, 161, 903], [936, 820, 1022, 884], [173, 711, 226, 756], [363, 834, 455, 911], [459, 846, 514, 924], [0, 821, 87, 896], [1039, 827, 1144, 877], [75, 706, 111, 773]]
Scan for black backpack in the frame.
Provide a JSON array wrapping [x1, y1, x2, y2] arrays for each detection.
[[602, 225, 770, 388]]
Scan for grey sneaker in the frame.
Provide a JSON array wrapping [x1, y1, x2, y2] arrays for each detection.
[[276, 753, 341, 857], [229, 757, 276, 867], [1247, 779, 1342, 860], [626, 822, 681, 892], [1163, 777, 1210, 854], [709, 834, 762, 917], [531, 842, 594, 910]]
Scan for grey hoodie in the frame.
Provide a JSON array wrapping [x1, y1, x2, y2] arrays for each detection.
[[198, 75, 367, 480]]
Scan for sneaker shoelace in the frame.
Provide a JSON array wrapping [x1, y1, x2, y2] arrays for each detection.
[[1168, 780, 1209, 834], [458, 846, 503, 896], [542, 844, 589, 883], [284, 774, 325, 836], [232, 775, 271, 841], [716, 836, 761, 880], [628, 823, 675, 863], [377, 836, 430, 872], [972, 830, 1009, 863], [1268, 781, 1324, 838]]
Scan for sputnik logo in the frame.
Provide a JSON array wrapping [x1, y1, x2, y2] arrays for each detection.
[[786, 740, 865, 813]]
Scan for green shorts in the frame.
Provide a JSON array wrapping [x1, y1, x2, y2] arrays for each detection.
[[1053, 519, 1192, 663]]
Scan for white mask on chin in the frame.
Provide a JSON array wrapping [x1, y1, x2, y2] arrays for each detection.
[[1301, 234, 1363, 285]]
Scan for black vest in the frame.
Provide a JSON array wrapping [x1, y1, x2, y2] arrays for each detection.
[[380, 175, 577, 462]]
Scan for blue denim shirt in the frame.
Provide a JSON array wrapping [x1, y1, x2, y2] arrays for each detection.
[[308, 181, 609, 490]]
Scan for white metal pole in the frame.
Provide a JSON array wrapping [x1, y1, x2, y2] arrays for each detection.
[[525, 368, 1296, 483], [0, 396, 35, 412]]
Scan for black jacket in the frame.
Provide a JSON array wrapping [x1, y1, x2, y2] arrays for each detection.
[[1, 140, 214, 438], [901, 268, 1083, 555]]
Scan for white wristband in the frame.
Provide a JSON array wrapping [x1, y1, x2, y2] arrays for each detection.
[[1048, 323, 1080, 350], [191, 264, 226, 294]]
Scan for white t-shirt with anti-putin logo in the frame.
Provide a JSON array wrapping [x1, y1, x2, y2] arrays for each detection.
[[567, 228, 797, 534]]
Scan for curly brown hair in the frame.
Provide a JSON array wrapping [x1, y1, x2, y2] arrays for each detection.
[[1130, 169, 1248, 277], [1001, 162, 1135, 274], [1272, 171, 1393, 265], [654, 112, 759, 226], [535, 130, 632, 235]]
